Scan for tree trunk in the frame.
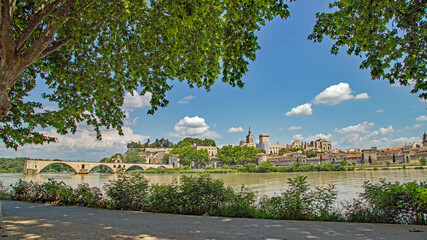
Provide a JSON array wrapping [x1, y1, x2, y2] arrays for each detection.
[[0, 85, 11, 118], [0, 71, 21, 119]]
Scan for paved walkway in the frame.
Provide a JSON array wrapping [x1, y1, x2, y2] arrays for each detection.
[[1, 200, 426, 240]]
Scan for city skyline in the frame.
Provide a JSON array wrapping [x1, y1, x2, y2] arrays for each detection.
[[1, 0, 426, 161]]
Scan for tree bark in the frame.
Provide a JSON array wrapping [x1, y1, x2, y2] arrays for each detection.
[[0, 76, 13, 119]]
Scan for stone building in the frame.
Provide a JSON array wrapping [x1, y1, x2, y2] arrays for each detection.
[[422, 132, 427, 149], [193, 145, 218, 157], [168, 155, 180, 168], [139, 148, 174, 164], [239, 127, 256, 147], [290, 139, 332, 152], [310, 139, 332, 152], [361, 147, 378, 163], [291, 141, 302, 149], [360, 135, 427, 164], [269, 141, 288, 154], [239, 127, 332, 155], [257, 134, 270, 154]]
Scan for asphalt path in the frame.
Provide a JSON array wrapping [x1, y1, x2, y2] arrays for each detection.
[[1, 200, 426, 240]]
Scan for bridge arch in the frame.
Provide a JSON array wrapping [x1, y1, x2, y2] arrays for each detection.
[[88, 164, 115, 173], [39, 162, 78, 174], [123, 164, 147, 172]]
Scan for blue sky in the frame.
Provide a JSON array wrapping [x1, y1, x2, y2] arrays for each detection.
[[2, 0, 426, 161]]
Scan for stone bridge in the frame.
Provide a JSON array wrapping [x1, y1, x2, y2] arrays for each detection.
[[23, 159, 173, 174]]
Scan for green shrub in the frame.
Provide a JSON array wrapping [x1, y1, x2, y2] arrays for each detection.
[[148, 183, 181, 213], [419, 157, 427, 166], [10, 179, 33, 201], [258, 161, 273, 172], [217, 185, 256, 218], [10, 179, 74, 204], [342, 199, 380, 223], [104, 174, 149, 210], [40, 179, 74, 204], [0, 181, 10, 200], [344, 180, 427, 224], [74, 183, 105, 207], [178, 174, 228, 215], [255, 176, 339, 221]]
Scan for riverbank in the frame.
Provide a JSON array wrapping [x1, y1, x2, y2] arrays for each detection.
[[1, 155, 424, 174], [124, 163, 424, 174], [1, 200, 426, 240]]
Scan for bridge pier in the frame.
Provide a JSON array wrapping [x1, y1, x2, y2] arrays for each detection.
[[24, 169, 38, 175]]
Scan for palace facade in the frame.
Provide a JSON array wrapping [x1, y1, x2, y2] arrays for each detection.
[[239, 127, 332, 155]]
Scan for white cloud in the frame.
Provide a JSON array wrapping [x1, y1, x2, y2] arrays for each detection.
[[376, 109, 385, 113], [415, 115, 427, 122], [292, 134, 304, 141], [123, 90, 151, 110], [362, 125, 395, 139], [1, 125, 149, 161], [178, 95, 195, 104], [354, 93, 369, 100], [405, 124, 422, 130], [286, 83, 369, 117], [288, 126, 301, 131], [183, 96, 195, 100], [335, 121, 375, 135], [285, 103, 312, 116], [378, 125, 394, 135], [334, 123, 396, 149], [335, 133, 420, 150], [292, 133, 333, 142], [170, 116, 221, 138], [332, 123, 422, 150], [227, 127, 244, 133], [313, 83, 369, 105], [124, 116, 139, 126]]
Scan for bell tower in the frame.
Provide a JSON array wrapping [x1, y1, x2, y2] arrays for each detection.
[[246, 127, 255, 145], [423, 132, 427, 147]]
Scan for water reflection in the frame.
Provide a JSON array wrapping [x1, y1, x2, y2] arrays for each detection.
[[0, 169, 425, 202]]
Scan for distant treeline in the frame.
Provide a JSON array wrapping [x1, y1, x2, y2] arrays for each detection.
[[127, 137, 216, 149], [0, 157, 26, 172], [0, 158, 74, 173]]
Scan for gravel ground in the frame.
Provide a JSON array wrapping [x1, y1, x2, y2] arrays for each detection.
[[1, 200, 426, 240]]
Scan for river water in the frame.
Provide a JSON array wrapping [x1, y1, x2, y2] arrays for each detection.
[[0, 169, 425, 202]]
